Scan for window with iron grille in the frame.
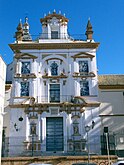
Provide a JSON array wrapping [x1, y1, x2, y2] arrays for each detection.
[[21, 62, 30, 74], [21, 82, 29, 96], [79, 61, 89, 75], [80, 80, 89, 96], [50, 84, 60, 102]]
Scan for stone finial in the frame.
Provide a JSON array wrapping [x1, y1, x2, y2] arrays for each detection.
[[22, 17, 32, 41], [85, 18, 94, 40], [15, 20, 23, 42], [53, 9, 56, 14]]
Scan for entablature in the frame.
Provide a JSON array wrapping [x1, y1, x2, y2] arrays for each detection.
[[9, 42, 100, 51], [14, 73, 36, 79], [72, 72, 96, 78], [9, 96, 100, 110], [42, 74, 68, 79]]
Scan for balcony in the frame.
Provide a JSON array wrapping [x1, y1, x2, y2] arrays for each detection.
[[10, 95, 100, 109], [36, 95, 74, 103]]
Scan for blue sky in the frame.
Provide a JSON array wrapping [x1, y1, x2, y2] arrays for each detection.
[[0, 0, 124, 74]]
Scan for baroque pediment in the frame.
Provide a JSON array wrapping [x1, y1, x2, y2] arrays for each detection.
[[15, 53, 37, 59], [72, 52, 95, 59]]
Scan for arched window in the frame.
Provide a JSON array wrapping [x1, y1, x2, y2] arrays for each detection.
[[50, 61, 58, 76]]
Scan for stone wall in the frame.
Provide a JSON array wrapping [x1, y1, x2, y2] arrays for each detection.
[[1, 155, 118, 165]]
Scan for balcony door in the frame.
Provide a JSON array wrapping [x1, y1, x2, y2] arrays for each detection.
[[50, 84, 60, 102], [46, 117, 64, 151]]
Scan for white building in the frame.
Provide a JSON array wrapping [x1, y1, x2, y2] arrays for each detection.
[[0, 56, 6, 162], [4, 11, 124, 157], [98, 75, 124, 156]]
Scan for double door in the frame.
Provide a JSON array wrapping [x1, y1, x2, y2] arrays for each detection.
[[46, 117, 64, 151]]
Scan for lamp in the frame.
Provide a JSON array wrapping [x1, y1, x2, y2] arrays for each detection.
[[85, 125, 90, 164], [85, 125, 90, 132], [92, 120, 95, 129], [19, 116, 23, 121], [14, 123, 18, 131]]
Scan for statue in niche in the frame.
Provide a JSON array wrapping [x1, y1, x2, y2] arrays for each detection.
[[50, 61, 58, 76], [30, 123, 36, 135], [69, 142, 73, 151], [30, 97, 35, 105], [73, 125, 79, 135]]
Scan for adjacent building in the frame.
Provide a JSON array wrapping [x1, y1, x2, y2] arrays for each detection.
[[98, 75, 124, 156], [0, 56, 6, 162]]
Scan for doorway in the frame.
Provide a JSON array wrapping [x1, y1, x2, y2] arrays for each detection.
[[46, 117, 64, 151]]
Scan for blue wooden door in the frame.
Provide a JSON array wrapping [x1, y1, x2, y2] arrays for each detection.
[[46, 117, 64, 151]]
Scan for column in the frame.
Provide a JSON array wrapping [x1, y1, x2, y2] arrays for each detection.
[[18, 61, 21, 74], [16, 61, 19, 73], [31, 60, 34, 73], [14, 80, 20, 97], [73, 60, 76, 73], [26, 114, 30, 141], [37, 113, 41, 141], [31, 79, 36, 98], [74, 81, 78, 96], [15, 60, 21, 74]]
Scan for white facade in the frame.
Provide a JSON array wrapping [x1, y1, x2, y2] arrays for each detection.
[[0, 56, 6, 162], [4, 12, 102, 156]]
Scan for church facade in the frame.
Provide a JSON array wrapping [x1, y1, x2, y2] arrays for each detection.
[[4, 11, 124, 157], [5, 11, 101, 156]]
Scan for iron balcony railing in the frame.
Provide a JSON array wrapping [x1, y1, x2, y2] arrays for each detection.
[[36, 95, 77, 103], [20, 33, 86, 41]]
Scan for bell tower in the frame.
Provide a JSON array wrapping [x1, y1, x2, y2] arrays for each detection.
[[40, 10, 69, 40]]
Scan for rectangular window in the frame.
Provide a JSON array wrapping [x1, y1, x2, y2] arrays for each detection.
[[79, 61, 89, 75], [21, 82, 29, 96], [80, 81, 89, 96], [51, 31, 58, 39], [21, 62, 30, 74], [50, 84, 60, 102]]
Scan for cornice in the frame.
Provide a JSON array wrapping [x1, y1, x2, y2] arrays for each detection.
[[72, 72, 96, 78], [99, 85, 124, 89], [99, 114, 124, 117], [9, 42, 100, 51], [14, 73, 37, 79], [9, 99, 100, 108], [42, 75, 68, 79]]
